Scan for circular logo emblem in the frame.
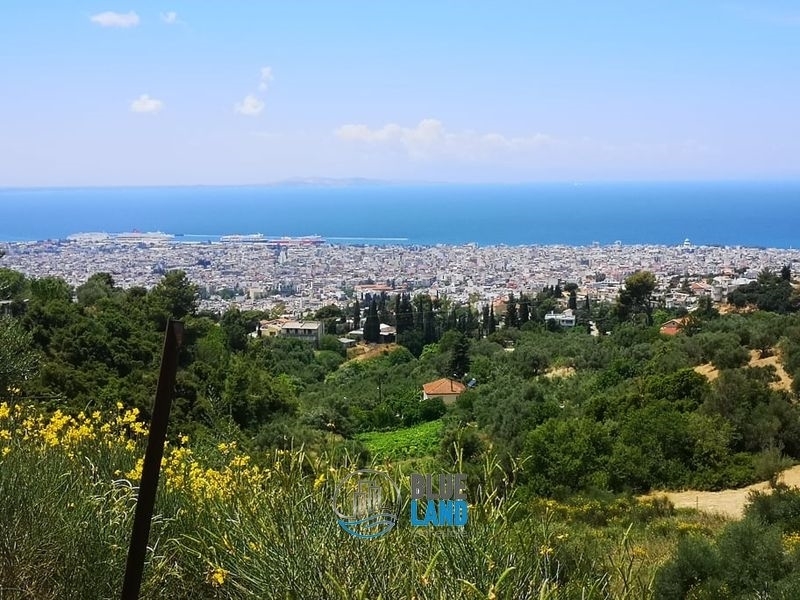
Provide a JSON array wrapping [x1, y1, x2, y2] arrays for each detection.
[[332, 469, 401, 539]]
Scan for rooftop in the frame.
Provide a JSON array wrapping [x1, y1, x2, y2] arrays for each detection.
[[423, 378, 467, 396]]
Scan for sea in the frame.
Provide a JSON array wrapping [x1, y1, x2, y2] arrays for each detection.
[[0, 181, 798, 248]]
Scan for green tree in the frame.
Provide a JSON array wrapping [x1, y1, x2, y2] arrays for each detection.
[[513, 344, 549, 378], [314, 304, 344, 335], [76, 272, 117, 307], [617, 270, 657, 324], [29, 276, 72, 304], [0, 268, 26, 300], [422, 296, 438, 344], [395, 294, 414, 334], [0, 316, 38, 397], [518, 295, 530, 325], [319, 334, 346, 357], [524, 417, 612, 495], [448, 332, 471, 378], [352, 299, 361, 329], [222, 355, 295, 429], [505, 293, 518, 329], [568, 289, 577, 311], [148, 270, 198, 328], [220, 307, 252, 352], [363, 298, 380, 343]]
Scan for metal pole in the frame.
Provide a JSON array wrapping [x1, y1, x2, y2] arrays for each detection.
[[121, 319, 183, 600]]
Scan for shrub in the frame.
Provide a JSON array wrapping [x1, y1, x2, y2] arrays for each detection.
[[653, 535, 720, 600], [745, 484, 800, 532]]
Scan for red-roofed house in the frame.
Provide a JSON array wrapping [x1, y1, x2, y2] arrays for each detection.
[[422, 378, 466, 405], [659, 317, 689, 336]]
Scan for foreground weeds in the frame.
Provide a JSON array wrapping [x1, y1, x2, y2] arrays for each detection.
[[0, 402, 718, 599]]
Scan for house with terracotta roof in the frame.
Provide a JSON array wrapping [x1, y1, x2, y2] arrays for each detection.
[[422, 378, 466, 405], [659, 317, 689, 336]]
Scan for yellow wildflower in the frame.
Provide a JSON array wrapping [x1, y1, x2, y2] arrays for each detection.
[[208, 566, 228, 588], [229, 455, 250, 469], [126, 458, 144, 481], [783, 532, 800, 553], [0, 403, 9, 420]]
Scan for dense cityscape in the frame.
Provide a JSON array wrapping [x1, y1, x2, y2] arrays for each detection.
[[3, 233, 799, 316]]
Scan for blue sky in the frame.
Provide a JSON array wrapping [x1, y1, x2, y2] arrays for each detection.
[[1, 2, 799, 186]]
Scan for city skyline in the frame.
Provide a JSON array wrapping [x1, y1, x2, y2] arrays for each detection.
[[2, 2, 800, 187]]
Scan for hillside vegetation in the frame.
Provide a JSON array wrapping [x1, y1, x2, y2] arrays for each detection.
[[3, 265, 800, 597]]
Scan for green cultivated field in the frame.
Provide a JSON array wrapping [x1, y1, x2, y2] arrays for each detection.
[[356, 419, 444, 460]]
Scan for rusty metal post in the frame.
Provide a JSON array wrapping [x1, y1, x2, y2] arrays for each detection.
[[121, 319, 183, 600]]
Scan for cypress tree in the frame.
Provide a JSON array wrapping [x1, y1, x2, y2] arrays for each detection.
[[519, 294, 530, 324], [353, 299, 361, 329], [568, 290, 577, 311], [489, 304, 496, 334], [413, 294, 425, 332], [423, 297, 437, 344], [399, 294, 415, 334], [379, 292, 391, 325], [364, 298, 380, 343], [506, 293, 519, 329], [449, 332, 471, 378]]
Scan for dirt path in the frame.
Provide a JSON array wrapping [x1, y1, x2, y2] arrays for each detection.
[[655, 348, 797, 518], [346, 343, 400, 363], [693, 348, 794, 392], [645, 465, 800, 519]]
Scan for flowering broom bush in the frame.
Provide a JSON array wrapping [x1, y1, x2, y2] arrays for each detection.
[[1, 401, 700, 599]]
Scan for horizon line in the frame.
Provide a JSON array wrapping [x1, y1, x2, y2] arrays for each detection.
[[3, 177, 800, 192]]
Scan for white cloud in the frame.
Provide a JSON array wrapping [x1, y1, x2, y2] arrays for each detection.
[[90, 11, 140, 28], [160, 11, 178, 25], [258, 66, 274, 91], [335, 119, 555, 160], [130, 94, 164, 114], [235, 94, 265, 116], [333, 118, 714, 176]]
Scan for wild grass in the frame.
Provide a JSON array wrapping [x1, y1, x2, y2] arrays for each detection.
[[0, 402, 724, 599]]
